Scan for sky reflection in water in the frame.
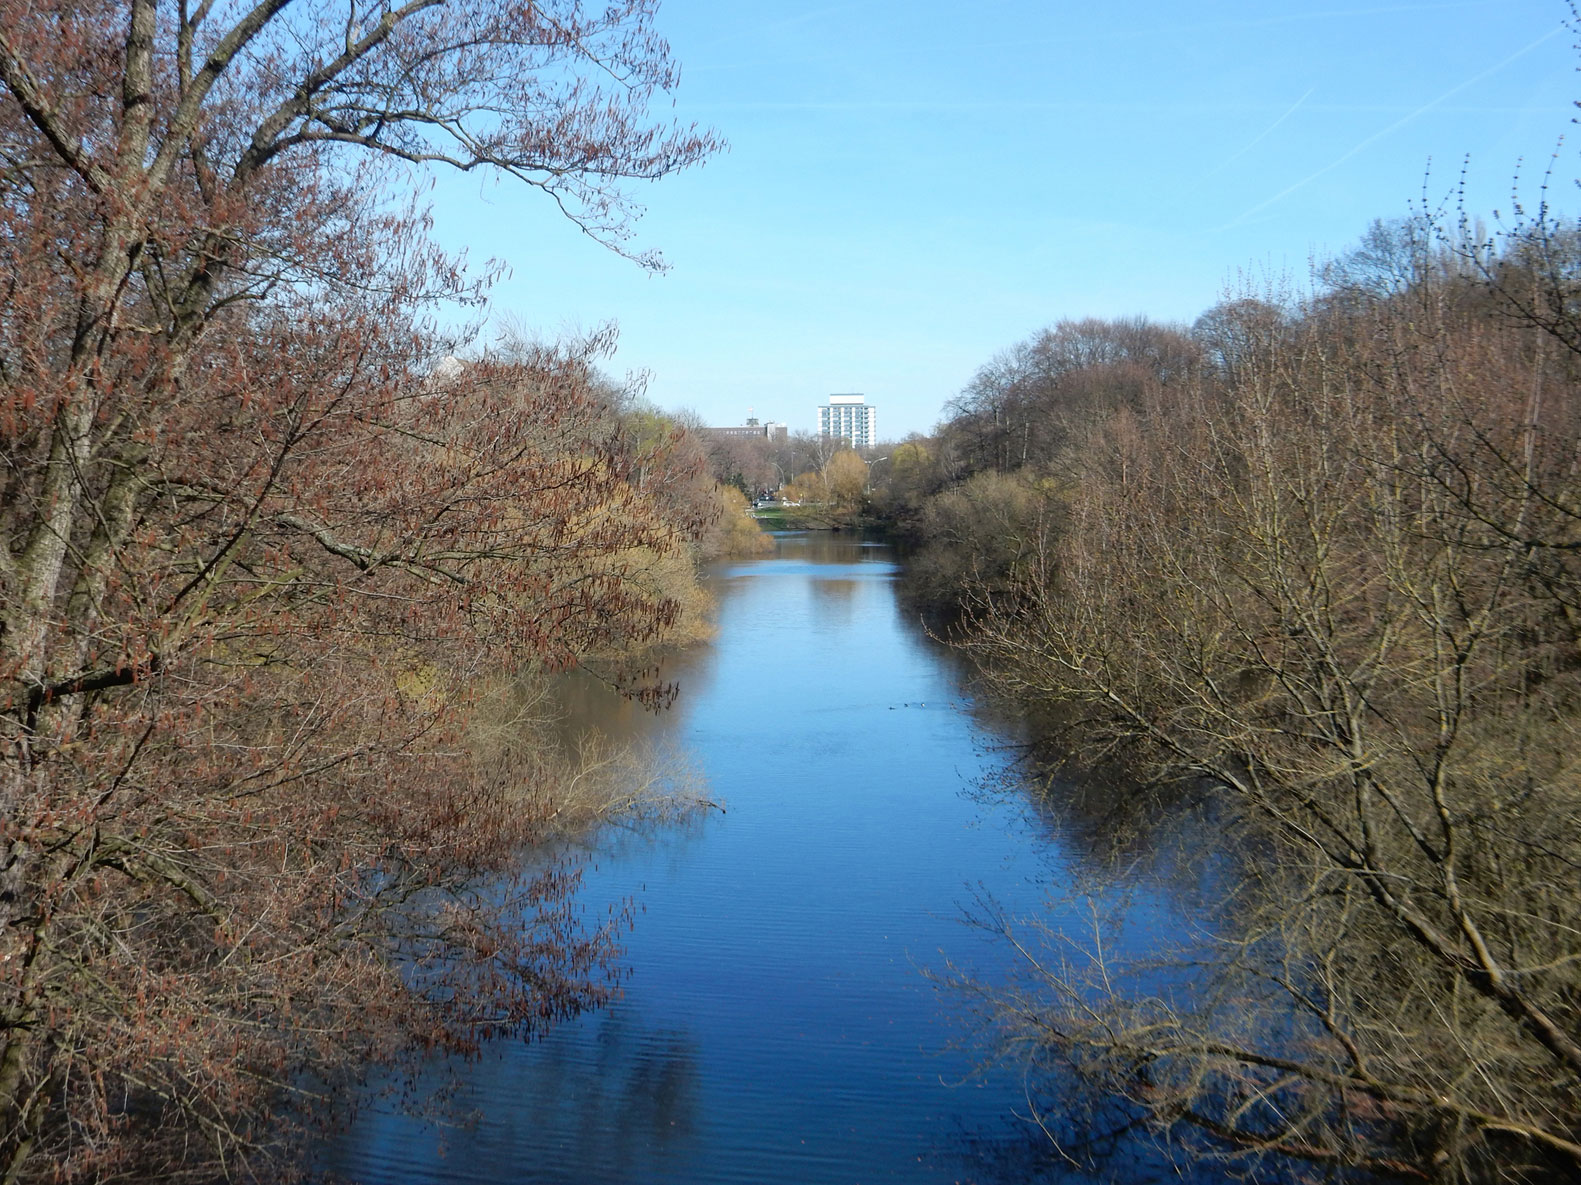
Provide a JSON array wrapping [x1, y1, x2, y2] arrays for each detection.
[[324, 532, 1213, 1184]]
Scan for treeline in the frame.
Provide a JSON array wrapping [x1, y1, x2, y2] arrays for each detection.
[[0, 1, 728, 1181], [878, 213, 1581, 1182], [694, 425, 871, 527]]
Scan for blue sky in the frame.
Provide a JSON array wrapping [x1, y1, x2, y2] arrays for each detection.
[[428, 0, 1578, 439]]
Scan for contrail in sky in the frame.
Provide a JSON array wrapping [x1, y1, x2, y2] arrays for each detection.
[[1221, 24, 1566, 229], [694, 3, 880, 59], [1206, 87, 1317, 177], [958, 2, 1511, 54]]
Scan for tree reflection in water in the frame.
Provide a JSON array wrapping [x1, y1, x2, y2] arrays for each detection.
[[323, 1006, 704, 1184]]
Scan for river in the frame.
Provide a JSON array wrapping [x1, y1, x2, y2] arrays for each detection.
[[322, 531, 1203, 1184]]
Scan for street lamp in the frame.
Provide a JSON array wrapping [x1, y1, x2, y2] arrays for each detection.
[[864, 455, 890, 494]]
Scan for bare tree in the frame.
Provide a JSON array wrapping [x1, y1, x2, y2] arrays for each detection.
[[0, 0, 718, 1178], [940, 318, 1200, 477], [952, 266, 1581, 1182]]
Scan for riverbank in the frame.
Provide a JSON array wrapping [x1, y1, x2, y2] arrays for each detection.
[[321, 530, 1204, 1184]]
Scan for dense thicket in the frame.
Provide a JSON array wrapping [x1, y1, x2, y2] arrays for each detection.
[[902, 218, 1581, 1180], [0, 0, 719, 1179]]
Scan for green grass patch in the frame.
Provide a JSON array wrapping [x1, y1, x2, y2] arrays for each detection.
[[751, 507, 797, 529]]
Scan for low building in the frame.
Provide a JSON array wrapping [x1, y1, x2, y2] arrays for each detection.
[[707, 418, 788, 444]]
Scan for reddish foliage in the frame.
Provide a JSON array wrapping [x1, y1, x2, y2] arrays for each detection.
[[0, 0, 717, 1178]]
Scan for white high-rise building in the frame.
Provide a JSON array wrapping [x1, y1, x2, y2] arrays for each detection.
[[818, 394, 875, 448]]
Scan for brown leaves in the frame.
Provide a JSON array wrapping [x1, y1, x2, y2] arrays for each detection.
[[0, 0, 718, 1179]]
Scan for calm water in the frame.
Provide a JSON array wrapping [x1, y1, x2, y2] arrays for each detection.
[[324, 532, 1199, 1184]]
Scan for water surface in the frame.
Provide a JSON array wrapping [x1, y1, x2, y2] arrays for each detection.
[[326, 532, 1196, 1183]]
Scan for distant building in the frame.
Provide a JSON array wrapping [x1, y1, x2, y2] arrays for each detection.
[[818, 394, 875, 449], [707, 418, 788, 444]]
